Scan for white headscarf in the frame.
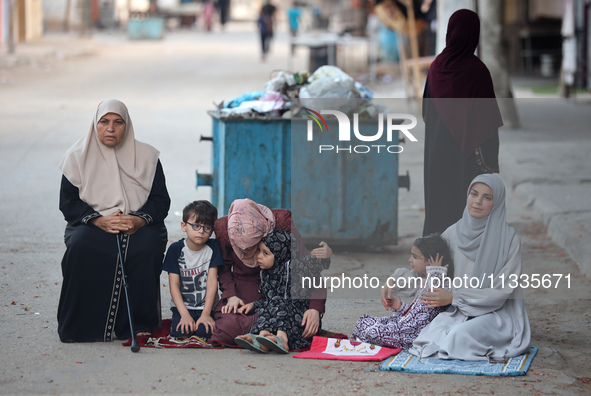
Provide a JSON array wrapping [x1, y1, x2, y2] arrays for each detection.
[[455, 174, 515, 287], [59, 99, 160, 216]]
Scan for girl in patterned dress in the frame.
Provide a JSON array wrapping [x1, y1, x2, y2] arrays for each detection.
[[236, 229, 331, 353], [351, 234, 454, 349]]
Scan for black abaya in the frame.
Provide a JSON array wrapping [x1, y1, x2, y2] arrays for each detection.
[[422, 82, 499, 236], [57, 160, 170, 342]]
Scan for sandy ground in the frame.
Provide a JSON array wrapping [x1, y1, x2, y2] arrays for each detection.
[[1, 23, 590, 395]]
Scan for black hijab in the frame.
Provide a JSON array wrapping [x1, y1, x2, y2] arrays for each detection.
[[426, 9, 503, 155]]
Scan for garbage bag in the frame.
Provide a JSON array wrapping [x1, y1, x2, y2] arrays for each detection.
[[225, 91, 266, 108], [265, 71, 297, 92], [299, 66, 362, 109]]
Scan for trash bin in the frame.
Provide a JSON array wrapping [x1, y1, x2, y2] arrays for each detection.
[[199, 112, 291, 215], [127, 18, 165, 40], [199, 112, 409, 248], [308, 44, 336, 73]]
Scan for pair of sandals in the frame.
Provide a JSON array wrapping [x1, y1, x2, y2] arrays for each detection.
[[235, 333, 289, 354]]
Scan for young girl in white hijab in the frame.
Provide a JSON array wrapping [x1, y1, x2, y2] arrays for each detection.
[[410, 174, 531, 361]]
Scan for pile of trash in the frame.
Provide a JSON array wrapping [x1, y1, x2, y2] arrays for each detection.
[[213, 66, 376, 119]]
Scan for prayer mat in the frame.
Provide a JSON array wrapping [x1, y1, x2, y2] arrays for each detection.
[[121, 319, 223, 349], [379, 347, 538, 376], [317, 329, 349, 340], [293, 336, 401, 362]]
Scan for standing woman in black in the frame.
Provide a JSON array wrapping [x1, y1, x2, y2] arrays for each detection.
[[58, 99, 170, 342], [422, 9, 503, 236]]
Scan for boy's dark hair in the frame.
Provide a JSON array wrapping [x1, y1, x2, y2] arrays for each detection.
[[413, 233, 454, 278], [182, 200, 218, 226]]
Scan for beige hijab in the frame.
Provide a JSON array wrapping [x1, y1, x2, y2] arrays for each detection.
[[59, 99, 160, 216], [227, 198, 276, 268]]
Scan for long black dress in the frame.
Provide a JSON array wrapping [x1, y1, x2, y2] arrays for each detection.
[[422, 81, 499, 236], [421, 9, 502, 237], [57, 160, 170, 342]]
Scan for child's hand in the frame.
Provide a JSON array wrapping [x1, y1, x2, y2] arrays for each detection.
[[380, 279, 397, 310], [195, 313, 216, 334], [221, 296, 245, 314], [427, 253, 443, 267], [177, 314, 196, 335], [238, 302, 254, 314], [385, 296, 402, 311], [380, 283, 391, 309], [311, 241, 332, 259], [381, 281, 402, 310]]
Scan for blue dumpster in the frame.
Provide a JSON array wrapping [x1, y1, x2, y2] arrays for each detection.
[[199, 112, 291, 214], [127, 18, 165, 40], [199, 111, 409, 248]]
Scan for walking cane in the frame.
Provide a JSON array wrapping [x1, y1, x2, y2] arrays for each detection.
[[116, 234, 140, 352]]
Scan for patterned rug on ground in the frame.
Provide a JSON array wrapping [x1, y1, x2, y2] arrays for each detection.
[[122, 322, 350, 350], [121, 319, 223, 349], [293, 337, 401, 361], [379, 347, 538, 376]]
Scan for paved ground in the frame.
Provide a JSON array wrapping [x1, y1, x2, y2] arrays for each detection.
[[1, 23, 590, 395]]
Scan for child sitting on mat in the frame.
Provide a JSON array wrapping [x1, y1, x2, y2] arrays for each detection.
[[235, 229, 332, 353], [162, 200, 223, 339], [351, 234, 453, 349]]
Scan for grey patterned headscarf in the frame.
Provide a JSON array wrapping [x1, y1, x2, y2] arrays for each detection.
[[455, 174, 516, 287], [262, 229, 298, 268]]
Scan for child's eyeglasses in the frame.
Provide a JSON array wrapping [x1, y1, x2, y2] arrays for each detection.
[[185, 222, 213, 233]]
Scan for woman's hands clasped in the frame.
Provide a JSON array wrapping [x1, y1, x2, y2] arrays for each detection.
[[91, 210, 147, 235]]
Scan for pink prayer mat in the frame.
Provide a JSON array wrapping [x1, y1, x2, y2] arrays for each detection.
[[293, 336, 401, 361]]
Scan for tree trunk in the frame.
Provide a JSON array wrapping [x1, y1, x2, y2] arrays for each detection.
[[477, 0, 520, 128], [8, 0, 16, 54], [64, 0, 72, 32]]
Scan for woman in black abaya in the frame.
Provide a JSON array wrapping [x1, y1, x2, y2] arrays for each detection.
[[422, 9, 503, 236], [58, 99, 170, 342]]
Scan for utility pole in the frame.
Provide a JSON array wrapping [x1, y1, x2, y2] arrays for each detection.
[[7, 0, 16, 54], [80, 0, 91, 36]]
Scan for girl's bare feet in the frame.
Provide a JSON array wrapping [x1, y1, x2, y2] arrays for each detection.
[[235, 333, 270, 352], [259, 330, 288, 351]]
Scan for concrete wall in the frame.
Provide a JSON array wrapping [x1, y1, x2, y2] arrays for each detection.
[[43, 0, 78, 31], [529, 0, 562, 20], [18, 0, 43, 41], [1, 0, 43, 43]]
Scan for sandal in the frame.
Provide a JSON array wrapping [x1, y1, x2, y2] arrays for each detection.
[[234, 334, 269, 353], [255, 334, 289, 354]]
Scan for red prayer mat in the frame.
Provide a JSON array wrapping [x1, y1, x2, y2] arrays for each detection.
[[121, 319, 224, 349], [293, 336, 401, 361]]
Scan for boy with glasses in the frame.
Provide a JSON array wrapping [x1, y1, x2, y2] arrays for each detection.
[[162, 200, 223, 339]]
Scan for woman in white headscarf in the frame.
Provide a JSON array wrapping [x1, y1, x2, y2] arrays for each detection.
[[58, 99, 170, 342], [410, 174, 531, 361]]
